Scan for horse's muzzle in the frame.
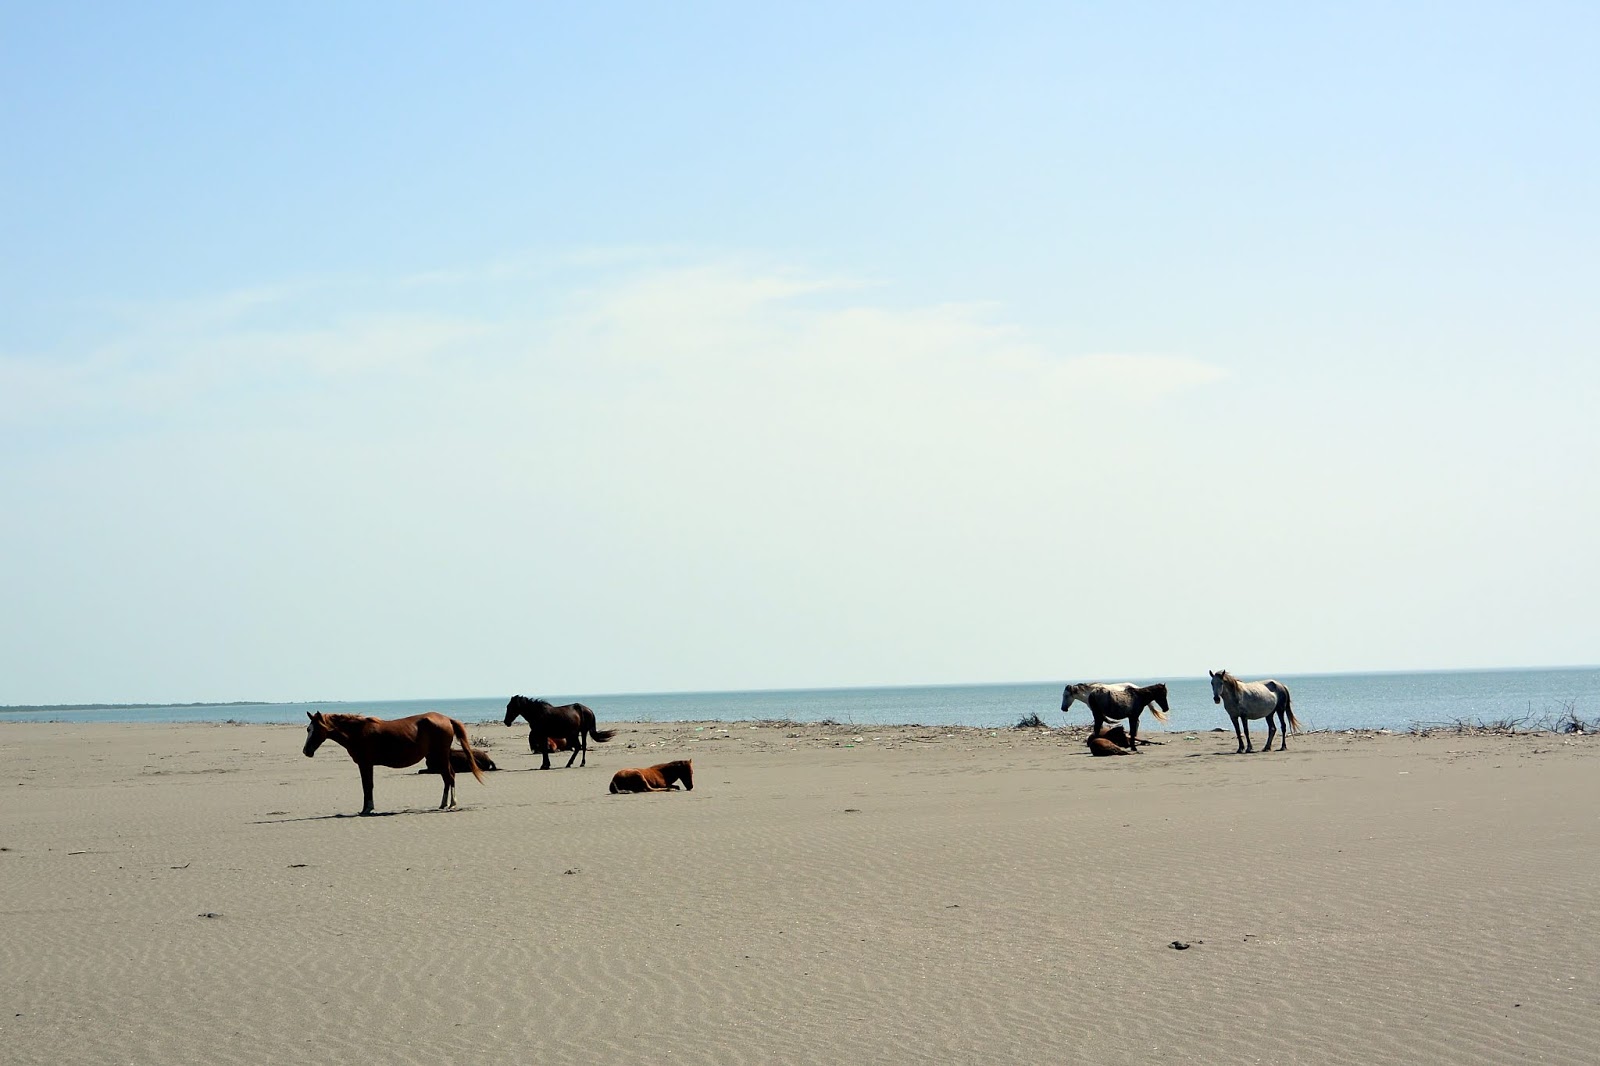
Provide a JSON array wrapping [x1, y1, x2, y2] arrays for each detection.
[[1213, 696, 1221, 704]]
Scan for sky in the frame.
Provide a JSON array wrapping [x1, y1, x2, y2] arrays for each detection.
[[3, 2, 1597, 704]]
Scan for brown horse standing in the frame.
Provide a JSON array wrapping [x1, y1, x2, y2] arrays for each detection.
[[303, 711, 484, 815], [504, 696, 617, 769], [609, 760, 694, 793]]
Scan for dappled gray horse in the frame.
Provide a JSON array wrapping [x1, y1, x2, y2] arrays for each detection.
[[1209, 669, 1299, 753], [1060, 682, 1170, 752]]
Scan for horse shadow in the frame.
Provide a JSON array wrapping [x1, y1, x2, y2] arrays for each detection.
[[250, 806, 476, 824]]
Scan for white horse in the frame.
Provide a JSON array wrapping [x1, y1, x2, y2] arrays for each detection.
[[1208, 670, 1299, 753], [1060, 682, 1170, 752]]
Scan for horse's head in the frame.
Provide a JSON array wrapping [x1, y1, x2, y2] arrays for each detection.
[[1061, 683, 1093, 713], [677, 760, 694, 791], [303, 711, 332, 757], [1209, 670, 1229, 704], [504, 696, 524, 727], [1146, 683, 1171, 721]]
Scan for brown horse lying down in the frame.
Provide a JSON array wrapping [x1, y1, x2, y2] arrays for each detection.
[[304, 711, 484, 815], [530, 735, 571, 754], [609, 760, 694, 793], [1087, 724, 1132, 757], [418, 748, 498, 773]]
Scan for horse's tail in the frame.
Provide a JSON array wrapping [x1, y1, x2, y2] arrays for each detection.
[[1278, 686, 1300, 733], [450, 718, 486, 784], [582, 704, 617, 744]]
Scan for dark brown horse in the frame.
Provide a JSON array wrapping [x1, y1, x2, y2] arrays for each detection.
[[1060, 682, 1170, 752], [303, 711, 484, 815], [609, 760, 694, 793], [504, 696, 617, 769], [418, 747, 498, 774]]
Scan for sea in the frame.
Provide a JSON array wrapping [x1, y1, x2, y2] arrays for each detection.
[[3, 667, 1597, 734]]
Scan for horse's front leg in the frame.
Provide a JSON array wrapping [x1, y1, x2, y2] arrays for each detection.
[[1230, 715, 1245, 754], [1128, 712, 1142, 753], [359, 762, 376, 815], [1241, 716, 1254, 753], [535, 734, 552, 770]]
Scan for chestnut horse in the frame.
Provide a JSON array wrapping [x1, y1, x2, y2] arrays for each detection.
[[609, 760, 694, 793], [529, 735, 571, 755], [1086, 723, 1132, 756], [303, 711, 484, 815], [1060, 682, 1170, 752], [504, 696, 617, 769]]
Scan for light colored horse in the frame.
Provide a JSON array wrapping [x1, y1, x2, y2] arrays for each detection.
[[1208, 670, 1299, 753], [1060, 682, 1170, 752]]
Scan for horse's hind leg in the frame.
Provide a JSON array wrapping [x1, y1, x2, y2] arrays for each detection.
[[1277, 709, 1289, 751], [1263, 714, 1277, 753], [566, 735, 582, 769], [438, 755, 457, 809]]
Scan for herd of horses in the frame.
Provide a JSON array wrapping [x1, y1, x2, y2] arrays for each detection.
[[1063, 669, 1299, 757], [301, 671, 1299, 814]]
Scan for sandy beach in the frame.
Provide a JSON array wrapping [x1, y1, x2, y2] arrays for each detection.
[[2, 719, 1596, 1065]]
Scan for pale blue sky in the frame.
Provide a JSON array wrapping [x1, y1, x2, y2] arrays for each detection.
[[3, 3, 1596, 703]]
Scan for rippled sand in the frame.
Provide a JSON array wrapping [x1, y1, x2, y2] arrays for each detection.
[[2, 721, 1596, 1065]]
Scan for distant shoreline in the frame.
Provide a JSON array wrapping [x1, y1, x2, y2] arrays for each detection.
[[0, 700, 276, 712], [5, 662, 1598, 712]]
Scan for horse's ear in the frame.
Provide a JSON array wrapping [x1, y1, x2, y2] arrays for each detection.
[[307, 711, 314, 721]]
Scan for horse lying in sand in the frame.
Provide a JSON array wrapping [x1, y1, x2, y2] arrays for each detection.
[[609, 760, 694, 793], [1086, 724, 1132, 757], [303, 711, 484, 815], [1209, 669, 1299, 753], [504, 696, 617, 769], [1061, 682, 1170, 751], [418, 748, 498, 774]]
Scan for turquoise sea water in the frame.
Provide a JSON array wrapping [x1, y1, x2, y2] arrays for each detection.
[[3, 667, 1597, 733]]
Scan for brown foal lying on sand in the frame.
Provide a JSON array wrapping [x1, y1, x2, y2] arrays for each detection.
[[609, 760, 694, 793], [1086, 724, 1132, 757]]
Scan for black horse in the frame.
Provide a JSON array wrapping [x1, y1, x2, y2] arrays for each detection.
[[504, 695, 617, 769]]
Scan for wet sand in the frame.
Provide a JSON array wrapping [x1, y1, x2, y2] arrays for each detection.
[[2, 720, 1596, 1065]]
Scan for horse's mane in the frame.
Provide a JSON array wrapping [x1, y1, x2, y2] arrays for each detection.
[[322, 713, 374, 728], [654, 760, 692, 772]]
